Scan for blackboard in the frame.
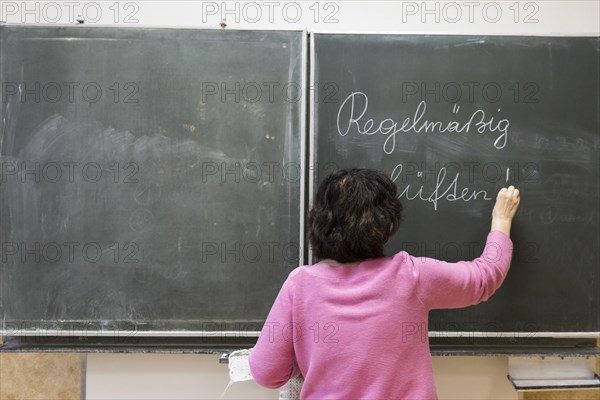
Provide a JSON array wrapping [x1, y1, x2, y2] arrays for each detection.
[[0, 25, 305, 334], [1, 28, 599, 339], [311, 34, 600, 334]]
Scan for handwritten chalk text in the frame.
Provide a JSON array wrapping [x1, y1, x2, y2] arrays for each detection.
[[337, 92, 510, 153], [391, 163, 492, 210]]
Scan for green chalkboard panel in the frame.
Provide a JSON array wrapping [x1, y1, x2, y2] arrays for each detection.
[[0, 25, 305, 334], [311, 34, 600, 334]]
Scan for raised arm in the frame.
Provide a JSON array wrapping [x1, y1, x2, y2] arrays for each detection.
[[490, 186, 520, 237], [414, 186, 521, 310]]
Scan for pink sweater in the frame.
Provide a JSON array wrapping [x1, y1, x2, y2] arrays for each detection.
[[249, 231, 513, 399]]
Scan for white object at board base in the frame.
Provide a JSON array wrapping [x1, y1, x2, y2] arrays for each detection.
[[508, 375, 600, 390]]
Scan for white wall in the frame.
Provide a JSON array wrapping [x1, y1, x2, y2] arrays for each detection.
[[86, 353, 518, 400], [86, 353, 278, 400], [2, 1, 599, 35], [7, 1, 597, 399]]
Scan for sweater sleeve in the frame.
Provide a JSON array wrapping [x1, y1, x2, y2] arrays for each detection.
[[414, 231, 513, 310], [248, 274, 300, 389]]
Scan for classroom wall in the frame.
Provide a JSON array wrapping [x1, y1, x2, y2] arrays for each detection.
[[2, 1, 598, 400], [2, 1, 599, 35], [85, 353, 519, 400]]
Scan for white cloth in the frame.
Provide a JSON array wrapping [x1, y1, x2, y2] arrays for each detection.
[[228, 349, 253, 382], [224, 348, 304, 400]]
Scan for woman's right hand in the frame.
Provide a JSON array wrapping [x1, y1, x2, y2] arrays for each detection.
[[491, 186, 521, 236]]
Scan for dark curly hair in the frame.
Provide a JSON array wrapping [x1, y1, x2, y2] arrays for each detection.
[[309, 168, 403, 263]]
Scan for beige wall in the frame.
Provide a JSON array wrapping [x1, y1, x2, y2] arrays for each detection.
[[85, 353, 518, 400]]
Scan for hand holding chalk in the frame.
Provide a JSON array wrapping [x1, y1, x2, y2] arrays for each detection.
[[491, 186, 521, 237]]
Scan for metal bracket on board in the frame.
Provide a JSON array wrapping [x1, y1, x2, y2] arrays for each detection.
[[219, 353, 230, 364], [507, 356, 600, 390]]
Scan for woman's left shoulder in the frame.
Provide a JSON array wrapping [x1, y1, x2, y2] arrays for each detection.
[[286, 265, 311, 281]]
